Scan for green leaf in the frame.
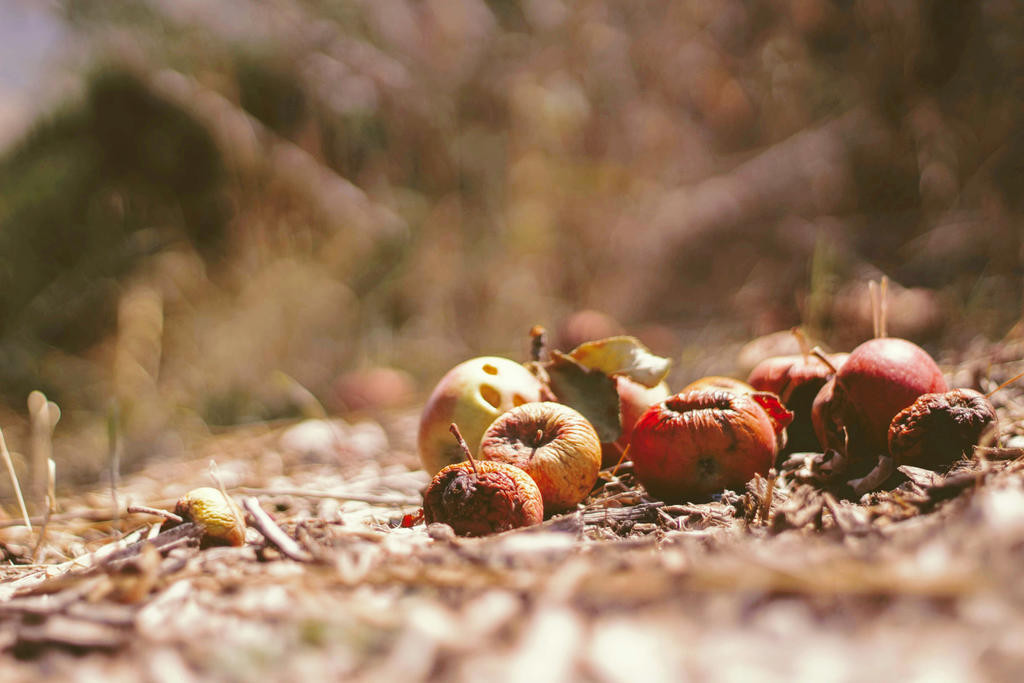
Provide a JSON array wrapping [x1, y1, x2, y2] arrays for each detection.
[[567, 336, 671, 388], [545, 352, 621, 443]]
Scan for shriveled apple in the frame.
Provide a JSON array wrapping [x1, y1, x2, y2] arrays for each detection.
[[629, 390, 790, 503], [479, 401, 602, 514]]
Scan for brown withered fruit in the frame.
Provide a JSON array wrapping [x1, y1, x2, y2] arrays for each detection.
[[422, 425, 544, 536], [888, 389, 998, 471]]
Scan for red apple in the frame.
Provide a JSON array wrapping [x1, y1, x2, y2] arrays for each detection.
[[629, 390, 781, 503], [747, 352, 849, 453], [812, 338, 947, 466], [418, 357, 545, 476], [600, 376, 672, 468]]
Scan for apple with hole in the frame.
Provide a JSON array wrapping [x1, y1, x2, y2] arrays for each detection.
[[629, 389, 791, 503], [418, 357, 545, 476]]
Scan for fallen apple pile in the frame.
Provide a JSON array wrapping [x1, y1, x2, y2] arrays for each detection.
[[416, 314, 1002, 536]]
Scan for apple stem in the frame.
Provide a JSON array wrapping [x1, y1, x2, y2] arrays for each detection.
[[880, 276, 889, 338], [529, 325, 547, 362], [869, 281, 880, 339], [809, 346, 839, 375], [791, 327, 811, 360], [986, 369, 1024, 399], [449, 423, 478, 474]]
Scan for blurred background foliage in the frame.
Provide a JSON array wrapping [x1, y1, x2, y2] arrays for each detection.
[[0, 0, 1021, 487]]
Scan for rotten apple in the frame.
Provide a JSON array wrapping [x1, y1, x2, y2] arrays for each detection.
[[888, 388, 998, 471], [629, 390, 789, 503], [422, 459, 545, 536], [479, 401, 602, 514]]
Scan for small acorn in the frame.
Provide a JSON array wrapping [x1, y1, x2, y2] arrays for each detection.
[[174, 487, 247, 547]]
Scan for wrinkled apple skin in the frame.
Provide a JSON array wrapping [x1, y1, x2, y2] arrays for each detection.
[[600, 376, 672, 468], [422, 460, 544, 536], [682, 376, 754, 395], [418, 357, 545, 476], [888, 388, 997, 470], [747, 353, 848, 453], [812, 338, 947, 459], [480, 401, 602, 514], [630, 390, 778, 503]]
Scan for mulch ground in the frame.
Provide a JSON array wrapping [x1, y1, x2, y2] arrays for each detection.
[[2, 351, 1024, 682]]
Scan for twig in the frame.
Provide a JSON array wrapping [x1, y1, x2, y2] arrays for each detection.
[[973, 446, 1024, 461], [241, 497, 313, 562], [0, 426, 32, 530], [126, 505, 184, 524], [809, 346, 839, 375], [0, 508, 133, 529], [869, 281, 879, 339], [30, 504, 53, 563], [530, 325, 548, 362], [879, 275, 889, 338], [609, 443, 630, 478], [31, 458, 58, 564], [28, 391, 59, 507], [450, 423, 477, 473], [273, 371, 328, 419], [99, 523, 203, 570], [986, 369, 1024, 399], [236, 487, 420, 506]]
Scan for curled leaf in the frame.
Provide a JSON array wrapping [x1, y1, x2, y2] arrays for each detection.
[[567, 336, 671, 388], [545, 352, 621, 443]]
